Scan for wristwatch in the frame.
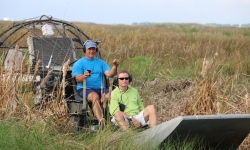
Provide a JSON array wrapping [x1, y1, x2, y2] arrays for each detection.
[[128, 116, 133, 120]]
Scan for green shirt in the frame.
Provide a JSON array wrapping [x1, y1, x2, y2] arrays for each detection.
[[109, 86, 144, 116]]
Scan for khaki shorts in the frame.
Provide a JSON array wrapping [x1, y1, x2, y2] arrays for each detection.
[[111, 110, 149, 127]]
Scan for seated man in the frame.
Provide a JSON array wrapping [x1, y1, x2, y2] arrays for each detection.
[[109, 69, 157, 130], [72, 40, 119, 124]]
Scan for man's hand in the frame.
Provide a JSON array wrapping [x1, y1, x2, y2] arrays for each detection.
[[75, 71, 90, 83], [131, 118, 141, 128], [83, 70, 91, 78], [105, 59, 120, 77], [113, 59, 120, 66]]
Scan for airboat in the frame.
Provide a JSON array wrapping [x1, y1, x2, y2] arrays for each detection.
[[0, 15, 108, 131], [1, 15, 250, 149]]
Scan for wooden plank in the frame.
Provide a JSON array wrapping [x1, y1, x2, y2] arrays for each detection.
[[4, 49, 22, 71]]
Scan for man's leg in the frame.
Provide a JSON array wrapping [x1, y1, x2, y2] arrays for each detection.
[[114, 111, 129, 130], [88, 92, 103, 122], [143, 105, 157, 127]]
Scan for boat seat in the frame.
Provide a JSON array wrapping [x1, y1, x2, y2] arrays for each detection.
[[67, 77, 88, 115]]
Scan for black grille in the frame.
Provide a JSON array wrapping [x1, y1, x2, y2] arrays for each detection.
[[31, 37, 76, 67]]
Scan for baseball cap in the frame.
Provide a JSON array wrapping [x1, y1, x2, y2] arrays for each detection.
[[85, 40, 97, 48]]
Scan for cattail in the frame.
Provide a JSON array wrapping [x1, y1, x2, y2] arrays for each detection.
[[31, 60, 40, 83], [212, 52, 218, 64], [62, 59, 70, 76], [201, 57, 209, 78], [61, 59, 70, 98], [214, 52, 218, 57], [216, 102, 220, 114], [245, 93, 249, 109], [40, 70, 53, 88], [10, 45, 19, 72]]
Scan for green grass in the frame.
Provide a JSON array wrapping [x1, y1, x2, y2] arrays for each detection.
[[0, 118, 144, 150], [0, 118, 84, 150], [1, 21, 250, 149], [161, 136, 208, 150], [0, 118, 210, 150]]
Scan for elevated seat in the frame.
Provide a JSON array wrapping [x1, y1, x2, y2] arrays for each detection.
[[26, 35, 111, 130]]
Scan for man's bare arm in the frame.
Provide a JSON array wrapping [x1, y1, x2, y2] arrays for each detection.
[[75, 70, 91, 83], [105, 59, 119, 77]]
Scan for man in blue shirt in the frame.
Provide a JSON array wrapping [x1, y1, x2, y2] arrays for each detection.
[[72, 40, 119, 124]]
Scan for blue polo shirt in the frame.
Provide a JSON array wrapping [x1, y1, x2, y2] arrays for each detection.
[[72, 57, 110, 90]]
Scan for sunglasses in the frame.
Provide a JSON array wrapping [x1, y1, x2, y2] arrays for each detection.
[[118, 77, 129, 80]]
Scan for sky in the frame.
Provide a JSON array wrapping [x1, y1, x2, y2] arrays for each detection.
[[1, 0, 250, 25]]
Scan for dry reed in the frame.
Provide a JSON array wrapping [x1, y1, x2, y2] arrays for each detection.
[[1, 22, 250, 148]]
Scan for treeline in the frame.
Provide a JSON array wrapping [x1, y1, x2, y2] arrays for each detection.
[[131, 22, 250, 28], [1, 20, 250, 28]]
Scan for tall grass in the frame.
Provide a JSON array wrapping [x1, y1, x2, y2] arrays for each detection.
[[1, 21, 250, 149]]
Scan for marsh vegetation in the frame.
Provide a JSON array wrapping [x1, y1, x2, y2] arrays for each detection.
[[0, 21, 250, 149]]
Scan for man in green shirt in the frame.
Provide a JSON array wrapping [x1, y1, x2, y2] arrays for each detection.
[[109, 69, 157, 130]]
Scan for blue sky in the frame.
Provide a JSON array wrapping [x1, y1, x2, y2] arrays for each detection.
[[1, 0, 250, 25]]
